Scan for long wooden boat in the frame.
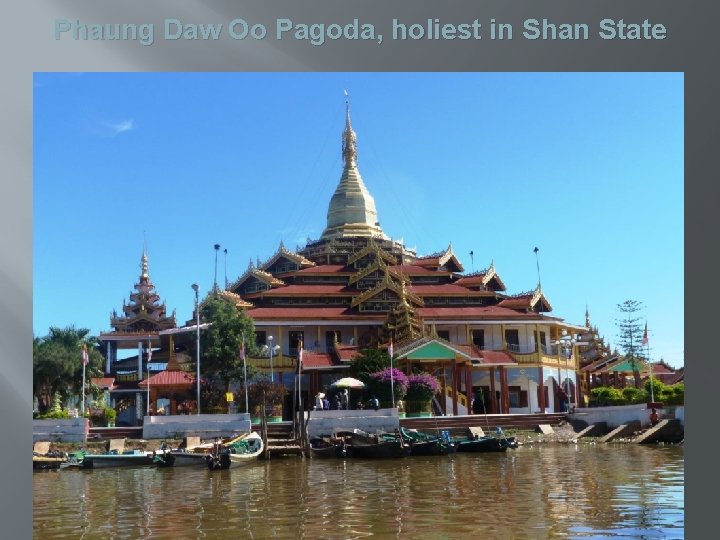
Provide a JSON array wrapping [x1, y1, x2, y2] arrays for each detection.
[[453, 428, 519, 453], [33, 452, 68, 471], [79, 449, 159, 469], [400, 428, 457, 456], [206, 432, 263, 470], [337, 429, 412, 459], [309, 437, 348, 458]]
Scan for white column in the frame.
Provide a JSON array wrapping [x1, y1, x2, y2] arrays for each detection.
[[137, 341, 143, 380]]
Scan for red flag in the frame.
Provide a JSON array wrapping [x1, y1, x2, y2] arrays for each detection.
[[82, 344, 89, 366], [388, 339, 394, 359], [642, 322, 648, 346]]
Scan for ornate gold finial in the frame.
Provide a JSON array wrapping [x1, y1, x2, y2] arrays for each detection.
[[140, 247, 149, 281], [342, 90, 357, 167], [585, 304, 590, 328]]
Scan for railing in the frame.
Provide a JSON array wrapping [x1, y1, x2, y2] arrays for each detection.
[[541, 344, 558, 355], [443, 386, 468, 409], [505, 343, 535, 354]]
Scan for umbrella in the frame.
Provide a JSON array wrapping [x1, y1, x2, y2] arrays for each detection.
[[330, 377, 365, 389]]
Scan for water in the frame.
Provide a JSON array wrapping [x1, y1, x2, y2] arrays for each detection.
[[33, 445, 684, 539]]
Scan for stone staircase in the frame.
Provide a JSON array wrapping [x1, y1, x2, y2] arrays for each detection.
[[251, 421, 305, 458]]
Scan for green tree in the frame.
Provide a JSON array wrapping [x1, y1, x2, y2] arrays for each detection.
[[615, 300, 645, 388], [33, 326, 103, 413], [349, 347, 391, 382], [199, 296, 258, 393]]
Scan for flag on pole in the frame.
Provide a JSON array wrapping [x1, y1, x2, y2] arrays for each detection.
[[298, 340, 303, 369], [388, 339, 394, 359], [82, 344, 89, 366], [239, 340, 245, 361], [642, 322, 649, 346], [147, 342, 152, 362]]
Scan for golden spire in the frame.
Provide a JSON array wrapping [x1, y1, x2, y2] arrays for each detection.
[[342, 91, 357, 167], [140, 245, 149, 281], [321, 92, 387, 241]]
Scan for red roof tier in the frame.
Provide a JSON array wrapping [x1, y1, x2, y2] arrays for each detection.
[[247, 307, 386, 320], [252, 284, 355, 296], [138, 370, 195, 387], [417, 306, 550, 319]]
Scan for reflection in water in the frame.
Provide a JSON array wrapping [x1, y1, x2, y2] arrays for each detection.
[[34, 445, 683, 539]]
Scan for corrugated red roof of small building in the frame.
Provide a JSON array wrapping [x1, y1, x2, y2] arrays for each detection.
[[138, 370, 195, 387], [301, 352, 338, 369], [335, 344, 361, 361], [91, 377, 116, 389], [480, 350, 518, 365]]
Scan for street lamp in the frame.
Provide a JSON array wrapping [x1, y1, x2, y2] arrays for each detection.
[[192, 283, 201, 415], [213, 244, 221, 292], [268, 335, 275, 382], [554, 329, 577, 412]]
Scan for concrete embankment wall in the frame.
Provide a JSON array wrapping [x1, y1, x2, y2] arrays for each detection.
[[570, 404, 685, 430], [306, 408, 400, 439], [33, 418, 89, 443], [142, 413, 251, 440]]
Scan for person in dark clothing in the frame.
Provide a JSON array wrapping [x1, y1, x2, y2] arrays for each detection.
[[333, 393, 342, 410], [368, 395, 379, 410], [557, 387, 568, 413]]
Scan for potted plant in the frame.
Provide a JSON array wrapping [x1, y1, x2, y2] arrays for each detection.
[[405, 373, 439, 417], [367, 368, 408, 409], [103, 407, 117, 427]]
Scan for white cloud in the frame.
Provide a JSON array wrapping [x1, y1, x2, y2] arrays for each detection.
[[107, 119, 135, 135]]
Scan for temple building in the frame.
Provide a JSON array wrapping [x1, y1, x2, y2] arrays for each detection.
[[96, 102, 595, 421], [220, 102, 589, 415], [97, 248, 197, 424]]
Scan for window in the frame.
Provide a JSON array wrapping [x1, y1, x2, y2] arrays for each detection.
[[289, 331, 304, 355], [255, 331, 267, 347], [472, 329, 485, 349], [437, 330, 450, 341], [539, 331, 546, 349], [505, 329, 519, 349]]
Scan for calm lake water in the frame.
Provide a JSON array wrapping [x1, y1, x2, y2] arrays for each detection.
[[33, 444, 683, 539]]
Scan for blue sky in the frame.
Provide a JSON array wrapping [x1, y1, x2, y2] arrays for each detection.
[[33, 72, 683, 367]]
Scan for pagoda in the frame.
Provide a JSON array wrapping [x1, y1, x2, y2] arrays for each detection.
[[220, 99, 589, 415], [98, 248, 177, 424]]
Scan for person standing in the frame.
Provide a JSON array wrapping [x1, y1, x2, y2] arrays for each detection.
[[314, 392, 324, 410], [340, 389, 349, 410]]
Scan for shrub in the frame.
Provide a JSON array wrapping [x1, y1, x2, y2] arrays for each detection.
[[405, 373, 440, 413], [241, 377, 288, 417], [104, 407, 117, 424], [589, 386, 624, 406], [368, 368, 408, 407], [621, 387, 648, 404]]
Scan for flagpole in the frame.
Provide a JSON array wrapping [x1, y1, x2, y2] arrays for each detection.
[[81, 359, 86, 416], [146, 342, 151, 415], [644, 322, 654, 402], [242, 336, 248, 414], [81, 344, 88, 416], [389, 338, 395, 408]]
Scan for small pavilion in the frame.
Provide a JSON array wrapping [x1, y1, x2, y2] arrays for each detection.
[[138, 353, 195, 415]]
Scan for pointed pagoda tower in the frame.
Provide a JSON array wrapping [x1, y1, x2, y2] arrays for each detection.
[[100, 247, 176, 377], [321, 97, 388, 242]]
